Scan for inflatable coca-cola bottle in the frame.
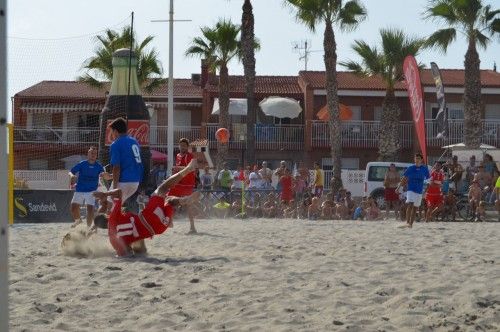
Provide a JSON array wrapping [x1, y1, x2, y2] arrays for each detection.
[[98, 48, 151, 193]]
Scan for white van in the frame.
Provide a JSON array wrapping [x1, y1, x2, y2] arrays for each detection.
[[364, 161, 412, 208]]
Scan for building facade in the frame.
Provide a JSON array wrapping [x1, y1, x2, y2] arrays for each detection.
[[12, 65, 500, 171]]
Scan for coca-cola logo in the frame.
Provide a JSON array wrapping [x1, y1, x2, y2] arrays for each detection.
[[105, 120, 150, 146]]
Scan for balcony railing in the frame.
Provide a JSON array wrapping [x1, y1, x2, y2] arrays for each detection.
[[311, 120, 414, 149], [14, 120, 500, 150]]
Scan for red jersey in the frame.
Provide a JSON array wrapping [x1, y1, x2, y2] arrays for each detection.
[[280, 175, 293, 202], [108, 197, 174, 256], [168, 152, 195, 197], [426, 170, 444, 207]]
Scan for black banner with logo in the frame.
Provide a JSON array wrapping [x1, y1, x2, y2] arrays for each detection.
[[14, 190, 74, 223], [430, 62, 448, 138]]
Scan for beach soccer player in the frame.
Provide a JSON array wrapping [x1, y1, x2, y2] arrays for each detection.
[[400, 152, 430, 228], [168, 138, 198, 234], [69, 146, 112, 228], [93, 159, 200, 257], [100, 117, 144, 213]]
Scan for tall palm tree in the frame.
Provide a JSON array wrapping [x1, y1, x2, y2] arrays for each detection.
[[241, 0, 257, 166], [341, 28, 425, 161], [286, 0, 367, 192], [424, 0, 500, 148], [186, 19, 242, 170], [79, 26, 165, 93]]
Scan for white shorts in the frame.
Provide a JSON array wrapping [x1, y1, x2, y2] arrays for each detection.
[[71, 192, 96, 206], [406, 191, 423, 207], [108, 182, 139, 203]]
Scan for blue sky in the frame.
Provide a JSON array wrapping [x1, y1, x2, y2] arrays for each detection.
[[7, 0, 500, 101]]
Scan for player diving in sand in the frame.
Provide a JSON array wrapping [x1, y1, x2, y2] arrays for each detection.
[[90, 158, 200, 257]]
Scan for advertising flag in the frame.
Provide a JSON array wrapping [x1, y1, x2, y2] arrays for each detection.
[[430, 62, 448, 138], [403, 55, 427, 163]]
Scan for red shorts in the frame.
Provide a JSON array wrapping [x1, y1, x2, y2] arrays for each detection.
[[168, 184, 194, 197], [426, 193, 443, 208], [281, 190, 293, 203], [384, 188, 399, 201]]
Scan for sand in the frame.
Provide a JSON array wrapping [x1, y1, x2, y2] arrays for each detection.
[[8, 219, 500, 331]]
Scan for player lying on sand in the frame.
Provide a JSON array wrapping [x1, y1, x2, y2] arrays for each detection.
[[92, 159, 200, 257]]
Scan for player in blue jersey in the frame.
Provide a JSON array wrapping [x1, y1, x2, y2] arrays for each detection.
[[400, 152, 430, 228], [69, 146, 111, 228], [107, 117, 144, 207]]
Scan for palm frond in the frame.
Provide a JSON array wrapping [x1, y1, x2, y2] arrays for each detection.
[[338, 0, 367, 32], [474, 29, 490, 49], [424, 28, 457, 53]]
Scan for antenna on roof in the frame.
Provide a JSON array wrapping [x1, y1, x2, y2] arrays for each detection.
[[292, 40, 321, 71], [494, 62, 497, 72]]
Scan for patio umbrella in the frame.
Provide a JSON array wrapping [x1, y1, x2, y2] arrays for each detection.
[[212, 98, 247, 116], [150, 149, 168, 163], [441, 143, 497, 150], [259, 97, 302, 119], [317, 104, 352, 121]]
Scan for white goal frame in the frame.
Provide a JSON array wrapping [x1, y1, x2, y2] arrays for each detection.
[[0, 0, 9, 330]]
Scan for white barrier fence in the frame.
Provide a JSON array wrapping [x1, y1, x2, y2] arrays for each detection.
[[13, 169, 367, 195], [14, 170, 70, 190]]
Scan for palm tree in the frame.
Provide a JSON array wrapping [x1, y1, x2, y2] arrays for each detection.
[[79, 26, 165, 93], [340, 28, 425, 161], [424, 0, 500, 148], [186, 19, 242, 169], [286, 0, 367, 192], [241, 0, 257, 166]]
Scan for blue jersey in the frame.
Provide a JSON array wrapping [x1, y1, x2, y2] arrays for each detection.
[[404, 165, 430, 194], [110, 135, 144, 183], [71, 160, 104, 192]]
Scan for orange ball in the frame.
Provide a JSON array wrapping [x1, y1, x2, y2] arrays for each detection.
[[215, 127, 230, 143]]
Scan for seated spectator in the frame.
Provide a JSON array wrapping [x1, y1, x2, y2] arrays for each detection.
[[441, 189, 457, 222], [283, 199, 297, 219], [353, 199, 368, 220], [344, 191, 355, 219], [245, 193, 262, 218], [297, 194, 312, 219], [262, 193, 278, 218], [321, 193, 335, 220], [308, 197, 321, 220], [213, 197, 231, 219], [365, 196, 382, 221]]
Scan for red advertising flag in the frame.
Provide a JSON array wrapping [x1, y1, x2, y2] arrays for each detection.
[[403, 55, 427, 163], [105, 119, 150, 146]]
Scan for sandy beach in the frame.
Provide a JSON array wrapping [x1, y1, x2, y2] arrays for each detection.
[[8, 219, 500, 331]]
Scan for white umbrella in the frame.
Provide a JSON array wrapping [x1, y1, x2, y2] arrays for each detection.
[[441, 142, 497, 149], [211, 98, 247, 116], [259, 96, 302, 119]]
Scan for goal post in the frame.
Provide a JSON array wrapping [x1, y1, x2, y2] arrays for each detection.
[[0, 0, 9, 330], [8, 123, 13, 225]]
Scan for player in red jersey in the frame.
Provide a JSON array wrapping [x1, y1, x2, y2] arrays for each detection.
[[168, 138, 197, 233], [93, 159, 199, 256], [425, 162, 444, 222]]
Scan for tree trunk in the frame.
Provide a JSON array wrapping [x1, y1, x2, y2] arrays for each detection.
[[241, 0, 256, 166], [463, 39, 482, 148], [217, 65, 231, 170], [378, 88, 400, 161], [323, 21, 342, 191]]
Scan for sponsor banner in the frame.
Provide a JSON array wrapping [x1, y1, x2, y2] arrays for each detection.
[[403, 55, 427, 163], [105, 119, 150, 146], [430, 62, 448, 139], [13, 190, 74, 223]]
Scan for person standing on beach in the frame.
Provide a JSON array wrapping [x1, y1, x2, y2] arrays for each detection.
[[168, 138, 198, 234], [313, 162, 324, 197], [107, 117, 144, 208], [69, 146, 111, 228], [400, 153, 430, 228], [384, 163, 400, 219], [425, 162, 444, 222]]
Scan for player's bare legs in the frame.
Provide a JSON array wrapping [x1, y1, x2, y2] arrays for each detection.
[[70, 203, 82, 228]]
